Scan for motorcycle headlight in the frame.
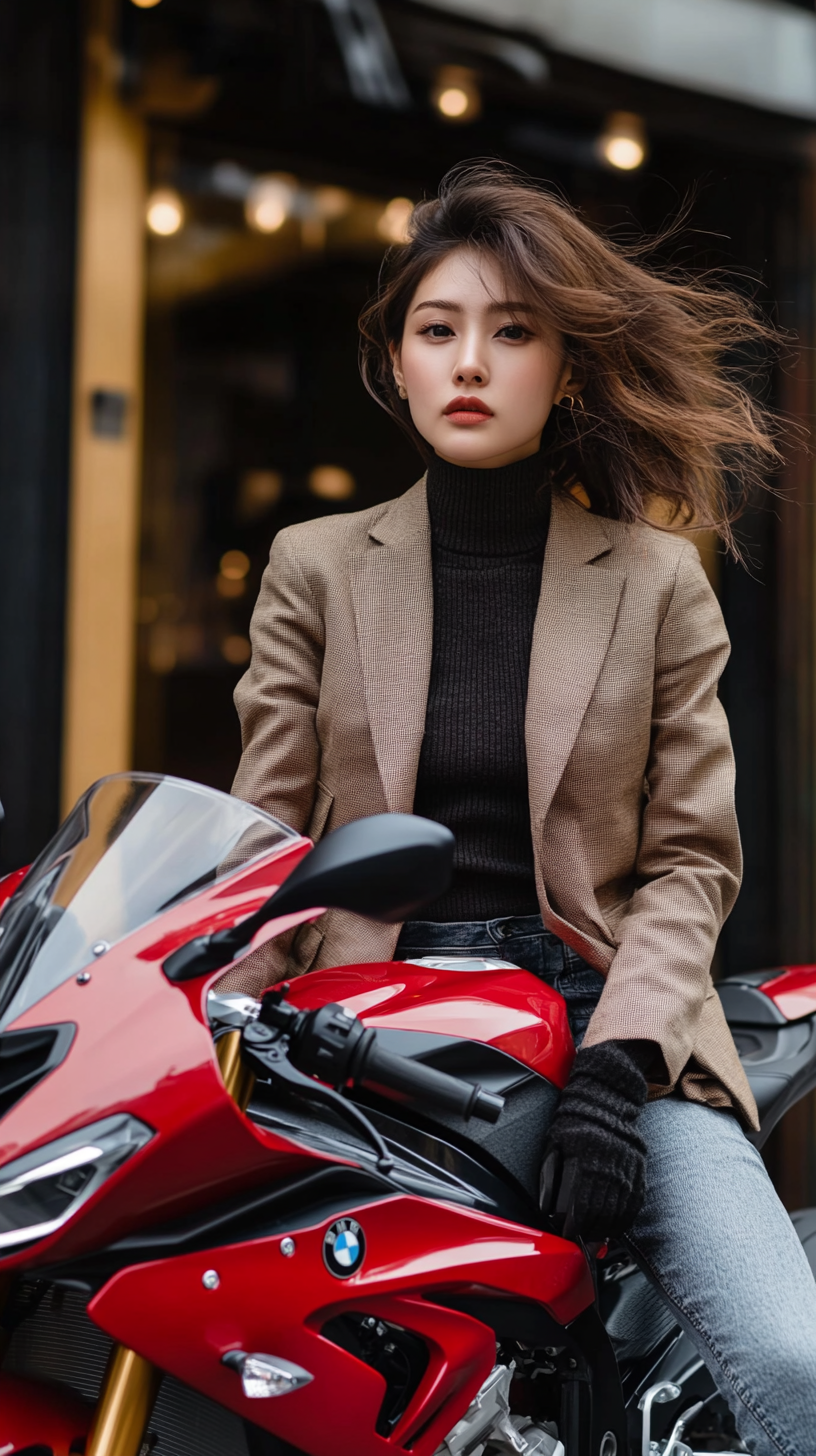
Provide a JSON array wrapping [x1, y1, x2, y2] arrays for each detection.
[[0, 1113, 153, 1253]]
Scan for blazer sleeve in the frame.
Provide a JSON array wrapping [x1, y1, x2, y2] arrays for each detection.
[[231, 527, 324, 830], [221, 529, 325, 991], [580, 542, 742, 1087]]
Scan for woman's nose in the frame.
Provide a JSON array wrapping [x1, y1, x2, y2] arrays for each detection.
[[454, 355, 488, 386], [452, 327, 490, 387]]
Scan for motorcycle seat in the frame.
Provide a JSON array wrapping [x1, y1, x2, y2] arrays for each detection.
[[717, 976, 816, 1147]]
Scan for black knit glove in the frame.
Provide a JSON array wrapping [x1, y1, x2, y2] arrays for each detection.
[[540, 1041, 648, 1242]]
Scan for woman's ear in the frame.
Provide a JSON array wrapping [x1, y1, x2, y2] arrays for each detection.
[[556, 360, 586, 404], [389, 343, 407, 400]]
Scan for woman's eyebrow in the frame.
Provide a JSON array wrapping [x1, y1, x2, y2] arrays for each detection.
[[410, 298, 535, 316], [410, 298, 462, 315]]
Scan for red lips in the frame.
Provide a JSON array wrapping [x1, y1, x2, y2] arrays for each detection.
[[444, 396, 493, 424]]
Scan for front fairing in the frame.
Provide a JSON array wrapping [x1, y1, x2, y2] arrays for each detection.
[[0, 774, 342, 1271]]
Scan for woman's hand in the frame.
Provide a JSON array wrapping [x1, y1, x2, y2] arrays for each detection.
[[540, 1041, 648, 1241]]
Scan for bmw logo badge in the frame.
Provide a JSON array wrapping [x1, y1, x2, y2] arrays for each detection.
[[323, 1217, 365, 1278]]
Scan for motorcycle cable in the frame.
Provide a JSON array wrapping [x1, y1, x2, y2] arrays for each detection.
[[241, 1002, 395, 1175], [242, 989, 504, 1174]]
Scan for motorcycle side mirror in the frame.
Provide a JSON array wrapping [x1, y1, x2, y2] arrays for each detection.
[[163, 813, 454, 983]]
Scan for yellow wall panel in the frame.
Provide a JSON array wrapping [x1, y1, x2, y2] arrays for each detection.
[[62, 10, 146, 814]]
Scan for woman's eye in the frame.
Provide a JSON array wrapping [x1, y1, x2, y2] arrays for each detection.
[[420, 323, 454, 338], [497, 324, 528, 340]]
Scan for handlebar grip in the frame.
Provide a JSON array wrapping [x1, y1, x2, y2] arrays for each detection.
[[355, 1038, 504, 1124]]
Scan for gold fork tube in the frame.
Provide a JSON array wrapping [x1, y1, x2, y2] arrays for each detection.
[[86, 1343, 162, 1456], [216, 1027, 255, 1111], [82, 1030, 251, 1451]]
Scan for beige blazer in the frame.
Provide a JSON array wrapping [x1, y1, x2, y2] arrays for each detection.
[[229, 481, 758, 1130]]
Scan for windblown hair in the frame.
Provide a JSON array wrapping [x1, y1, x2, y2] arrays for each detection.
[[359, 162, 787, 554]]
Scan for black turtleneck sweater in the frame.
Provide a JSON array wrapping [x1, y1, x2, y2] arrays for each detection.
[[412, 450, 551, 921]]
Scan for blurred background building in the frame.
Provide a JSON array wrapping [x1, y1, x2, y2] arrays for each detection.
[[3, 0, 816, 1197]]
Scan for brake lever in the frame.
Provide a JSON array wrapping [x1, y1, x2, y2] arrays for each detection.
[[242, 1021, 394, 1174]]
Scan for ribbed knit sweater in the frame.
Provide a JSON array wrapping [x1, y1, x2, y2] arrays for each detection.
[[412, 450, 551, 921]]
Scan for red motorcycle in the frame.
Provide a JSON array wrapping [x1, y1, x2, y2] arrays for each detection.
[[0, 771, 815, 1456]]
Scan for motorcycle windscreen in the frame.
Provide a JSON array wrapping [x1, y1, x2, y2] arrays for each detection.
[[0, 772, 297, 1029]]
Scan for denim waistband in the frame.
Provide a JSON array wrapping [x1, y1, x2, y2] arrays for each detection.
[[394, 913, 605, 1044], [397, 912, 561, 948]]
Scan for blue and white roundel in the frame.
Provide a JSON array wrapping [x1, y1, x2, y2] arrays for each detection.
[[323, 1217, 365, 1278]]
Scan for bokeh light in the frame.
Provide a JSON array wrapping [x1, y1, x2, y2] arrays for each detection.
[[431, 67, 481, 123], [146, 188, 184, 236], [308, 466, 356, 501], [245, 175, 294, 234], [222, 635, 251, 665], [377, 197, 413, 244], [239, 469, 283, 520], [314, 186, 351, 220], [220, 549, 251, 580], [599, 112, 647, 170]]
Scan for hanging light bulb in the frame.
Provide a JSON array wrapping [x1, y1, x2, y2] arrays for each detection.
[[146, 188, 184, 236], [598, 112, 647, 171]]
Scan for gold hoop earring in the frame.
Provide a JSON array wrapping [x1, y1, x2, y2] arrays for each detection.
[[560, 393, 585, 411], [397, 385, 408, 400]]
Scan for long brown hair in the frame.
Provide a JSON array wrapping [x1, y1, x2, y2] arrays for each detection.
[[359, 161, 787, 554]]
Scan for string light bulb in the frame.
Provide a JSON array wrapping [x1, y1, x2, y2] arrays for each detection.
[[598, 112, 647, 171], [146, 188, 184, 236]]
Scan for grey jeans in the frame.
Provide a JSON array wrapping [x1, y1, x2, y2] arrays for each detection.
[[396, 914, 816, 1456]]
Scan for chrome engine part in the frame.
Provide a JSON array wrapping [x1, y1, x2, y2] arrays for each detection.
[[435, 1362, 564, 1456], [639, 1379, 746, 1456]]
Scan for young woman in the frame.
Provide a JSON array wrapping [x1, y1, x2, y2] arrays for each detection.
[[229, 164, 816, 1453]]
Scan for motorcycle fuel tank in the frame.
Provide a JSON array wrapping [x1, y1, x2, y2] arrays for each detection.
[[286, 959, 575, 1089]]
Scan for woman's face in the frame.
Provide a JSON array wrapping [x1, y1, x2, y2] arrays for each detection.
[[393, 247, 578, 469]]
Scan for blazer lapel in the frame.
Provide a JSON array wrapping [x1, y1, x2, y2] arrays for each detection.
[[527, 494, 625, 828], [351, 480, 433, 813]]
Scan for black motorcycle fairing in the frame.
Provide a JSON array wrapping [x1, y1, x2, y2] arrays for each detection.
[[248, 1084, 536, 1226], [353, 1063, 558, 1205], [599, 1253, 679, 1367], [302, 1024, 559, 1203], [248, 1024, 557, 1217], [366, 1026, 537, 1095]]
